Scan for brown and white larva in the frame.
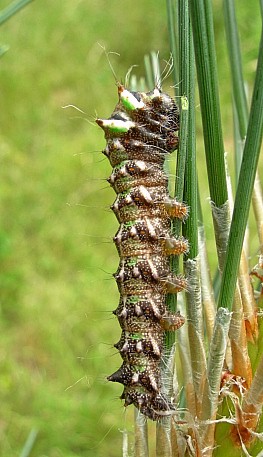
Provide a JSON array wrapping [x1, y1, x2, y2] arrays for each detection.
[[96, 83, 188, 421]]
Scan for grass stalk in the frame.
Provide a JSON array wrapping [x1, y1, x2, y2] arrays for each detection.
[[183, 24, 197, 261], [177, 313, 196, 415], [0, 0, 33, 25], [122, 429, 129, 457], [200, 308, 231, 454], [133, 2, 262, 454], [156, 345, 179, 456], [144, 51, 161, 91], [197, 189, 216, 342], [224, 0, 263, 264], [176, 0, 190, 202], [217, 29, 263, 312], [228, 286, 252, 384], [171, 420, 180, 456], [166, 0, 179, 85], [19, 428, 38, 457], [223, 0, 249, 140], [189, 0, 228, 207], [223, 0, 260, 379], [252, 171, 263, 253], [238, 250, 258, 343], [210, 201, 231, 274], [134, 410, 149, 457], [157, 348, 179, 457], [158, 3, 192, 454], [166, 0, 190, 339], [198, 224, 216, 342], [144, 54, 155, 90], [156, 420, 172, 457], [179, 9, 208, 421], [184, 258, 207, 418], [225, 158, 253, 383], [190, 0, 233, 293], [233, 100, 243, 183], [167, 94, 188, 319]]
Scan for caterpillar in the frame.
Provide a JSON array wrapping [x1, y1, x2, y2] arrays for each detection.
[[96, 83, 188, 421]]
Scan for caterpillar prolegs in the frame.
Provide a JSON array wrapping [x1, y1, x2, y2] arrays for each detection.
[[96, 83, 188, 421]]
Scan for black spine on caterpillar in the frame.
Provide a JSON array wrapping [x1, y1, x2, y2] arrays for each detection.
[[96, 84, 188, 421]]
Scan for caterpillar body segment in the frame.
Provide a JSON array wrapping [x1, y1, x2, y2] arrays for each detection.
[[97, 85, 187, 420]]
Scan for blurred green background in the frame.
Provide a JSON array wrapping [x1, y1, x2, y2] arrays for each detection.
[[0, 1, 261, 456]]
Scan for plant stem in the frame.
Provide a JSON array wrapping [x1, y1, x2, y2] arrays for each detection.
[[144, 54, 155, 90], [166, 0, 189, 343], [183, 28, 197, 260], [189, 0, 228, 206], [166, 0, 179, 85], [200, 308, 231, 452], [223, 0, 249, 140], [134, 410, 149, 457], [184, 258, 207, 418], [19, 428, 38, 457], [252, 172, 263, 252], [197, 188, 216, 342], [218, 30, 263, 311], [156, 419, 172, 457], [0, 0, 33, 25]]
